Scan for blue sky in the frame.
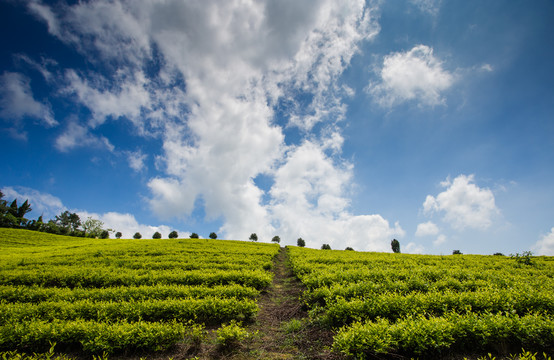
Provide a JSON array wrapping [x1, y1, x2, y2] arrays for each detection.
[[1, 0, 553, 255]]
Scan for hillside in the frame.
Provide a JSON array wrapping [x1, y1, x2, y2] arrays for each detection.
[[1, 228, 553, 360]]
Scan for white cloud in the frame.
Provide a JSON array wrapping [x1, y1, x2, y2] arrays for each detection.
[[1, 185, 185, 239], [27, 1, 403, 250], [1, 186, 65, 220], [15, 54, 57, 83], [64, 70, 153, 129], [409, 0, 442, 16], [423, 174, 499, 230], [29, 0, 150, 66], [405, 242, 425, 254], [126, 150, 147, 172], [415, 221, 439, 237], [480, 63, 494, 72], [368, 45, 455, 107], [268, 141, 404, 250], [0, 72, 56, 127], [55, 121, 114, 152], [77, 211, 187, 240], [433, 234, 447, 246], [532, 228, 554, 256], [27, 1, 62, 38]]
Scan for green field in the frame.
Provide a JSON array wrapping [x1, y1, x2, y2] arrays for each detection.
[[0, 228, 278, 356], [1, 228, 553, 359], [288, 247, 554, 358]]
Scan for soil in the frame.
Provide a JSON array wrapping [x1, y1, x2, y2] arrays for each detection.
[[170, 246, 343, 360], [243, 246, 341, 360]]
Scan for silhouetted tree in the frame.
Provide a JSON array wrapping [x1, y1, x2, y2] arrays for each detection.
[[190, 233, 199, 239], [297, 238, 305, 247], [345, 247, 354, 251], [16, 200, 32, 226], [0, 197, 33, 227], [452, 250, 462, 255], [8, 199, 18, 217], [152, 231, 162, 239], [391, 239, 401, 253], [249, 233, 258, 241], [115, 231, 122, 239], [321, 244, 331, 250], [0, 191, 7, 214], [168, 230, 178, 239], [271, 236, 281, 244], [26, 215, 44, 231], [133, 232, 142, 239], [209, 232, 217, 239]]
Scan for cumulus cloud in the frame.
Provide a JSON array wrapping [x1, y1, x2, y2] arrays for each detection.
[[0, 72, 56, 128], [405, 242, 425, 254], [532, 228, 554, 256], [415, 221, 439, 237], [423, 174, 499, 230], [25, 0, 405, 250], [1, 186, 65, 220], [77, 211, 187, 240], [268, 140, 404, 249], [55, 121, 114, 152], [433, 234, 447, 246], [368, 44, 455, 107], [2, 185, 185, 239], [63, 70, 152, 129]]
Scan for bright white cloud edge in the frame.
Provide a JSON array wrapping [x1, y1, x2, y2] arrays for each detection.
[[423, 174, 499, 230], [1, 186, 187, 239], [24, 1, 407, 251], [532, 228, 554, 256], [368, 44, 455, 107]]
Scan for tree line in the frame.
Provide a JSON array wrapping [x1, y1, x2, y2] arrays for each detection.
[[0, 191, 113, 238], [3, 192, 391, 248], [0, 193, 219, 241]]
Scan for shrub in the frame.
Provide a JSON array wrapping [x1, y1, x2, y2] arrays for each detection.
[[511, 251, 534, 266], [190, 233, 199, 239], [209, 232, 217, 239], [216, 321, 255, 349], [321, 244, 331, 250], [345, 247, 354, 251], [282, 319, 303, 334], [452, 250, 462, 255], [152, 231, 162, 239]]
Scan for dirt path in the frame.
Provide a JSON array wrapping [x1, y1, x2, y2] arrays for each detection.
[[243, 246, 339, 360], [162, 246, 339, 360]]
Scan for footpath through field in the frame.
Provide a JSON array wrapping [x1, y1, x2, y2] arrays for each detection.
[[243, 246, 338, 360]]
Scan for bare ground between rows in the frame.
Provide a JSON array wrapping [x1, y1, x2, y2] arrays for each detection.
[[183, 246, 341, 360], [243, 246, 341, 360]]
